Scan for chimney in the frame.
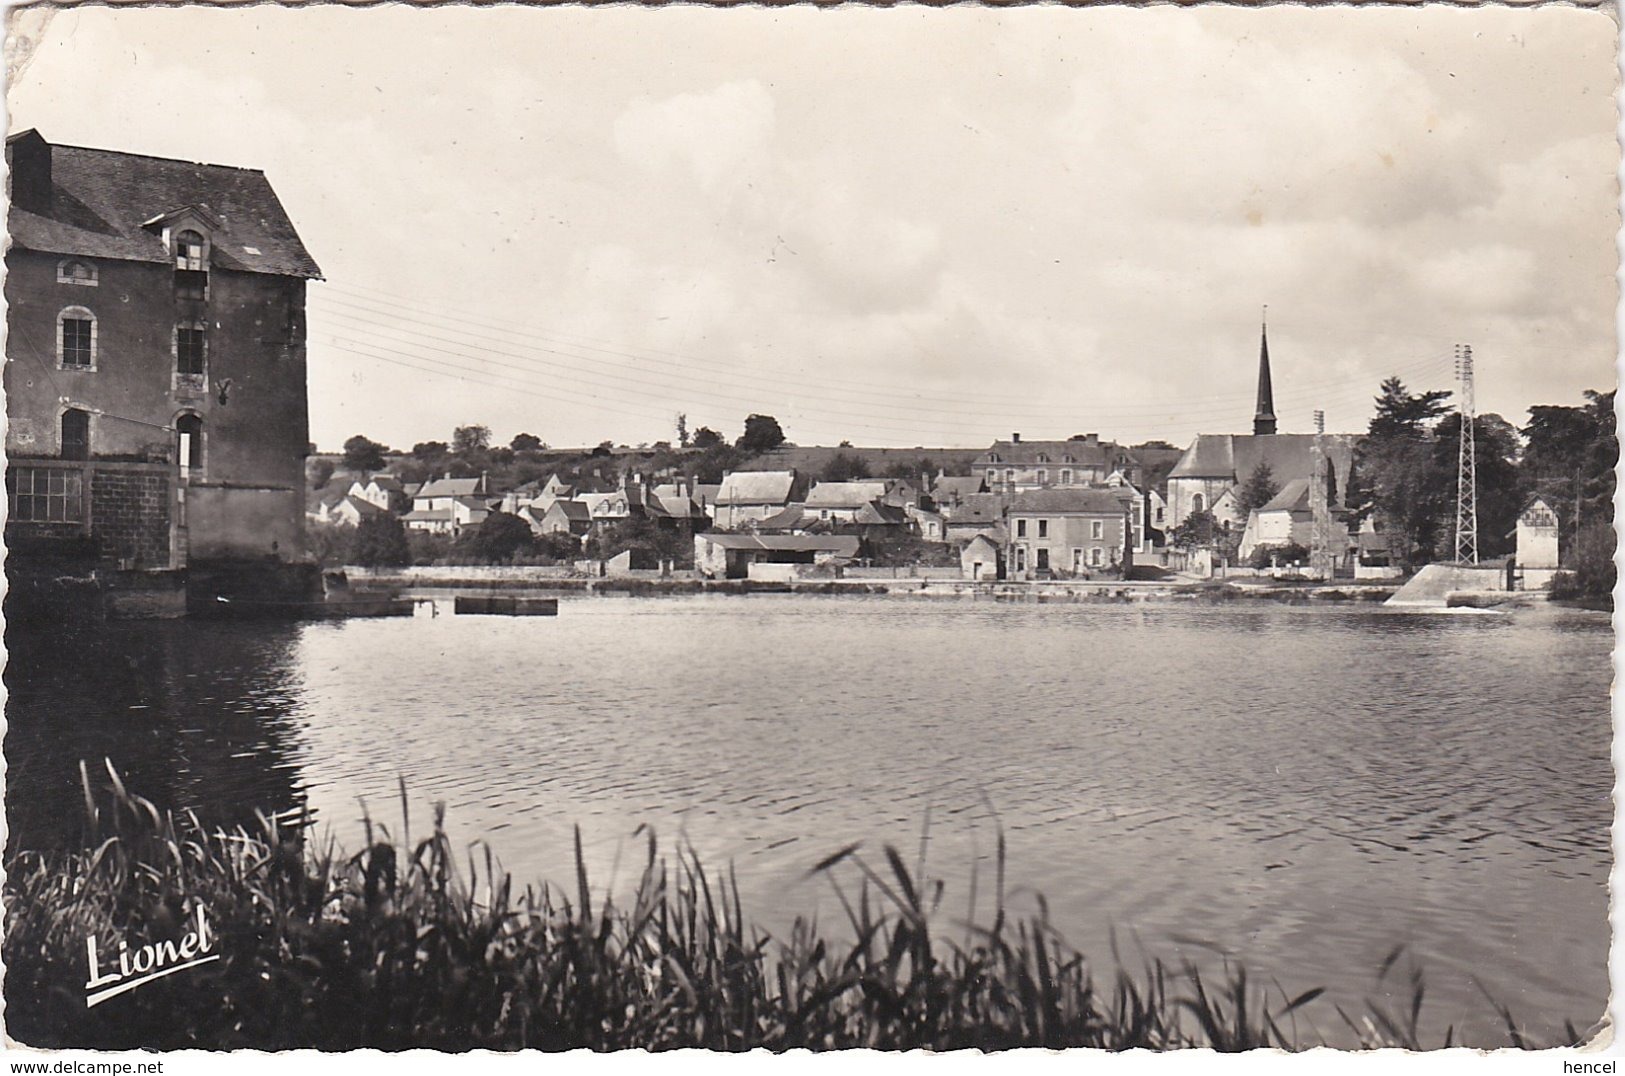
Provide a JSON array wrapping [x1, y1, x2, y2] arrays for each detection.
[[1012, 432, 1021, 444], [7, 131, 51, 214], [1085, 433, 1098, 446]]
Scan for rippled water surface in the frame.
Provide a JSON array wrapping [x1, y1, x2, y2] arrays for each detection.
[[6, 595, 1613, 1045]]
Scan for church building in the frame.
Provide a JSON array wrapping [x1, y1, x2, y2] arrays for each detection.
[[1165, 317, 1355, 532]]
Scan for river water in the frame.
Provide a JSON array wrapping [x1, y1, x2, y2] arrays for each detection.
[[5, 595, 1612, 1046]]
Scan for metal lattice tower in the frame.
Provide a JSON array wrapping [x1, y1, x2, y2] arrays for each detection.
[[1454, 344, 1479, 564], [1309, 409, 1335, 578]]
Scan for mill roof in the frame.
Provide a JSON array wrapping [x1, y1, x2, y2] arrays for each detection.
[[7, 131, 322, 279]]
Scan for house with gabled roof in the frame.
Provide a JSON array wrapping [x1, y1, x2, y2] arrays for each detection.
[[527, 498, 591, 539], [349, 473, 408, 513], [714, 470, 797, 530], [973, 434, 1130, 494], [943, 493, 1008, 545], [1006, 488, 1134, 579], [4, 130, 320, 582]]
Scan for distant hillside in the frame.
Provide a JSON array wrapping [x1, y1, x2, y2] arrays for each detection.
[[738, 445, 986, 477]]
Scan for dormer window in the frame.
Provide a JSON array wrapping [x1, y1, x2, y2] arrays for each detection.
[[1037, 453, 1049, 463], [57, 259, 98, 287], [175, 230, 206, 271], [988, 453, 1000, 464]]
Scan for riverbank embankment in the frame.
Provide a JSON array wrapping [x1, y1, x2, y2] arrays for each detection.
[[341, 565, 1405, 604]]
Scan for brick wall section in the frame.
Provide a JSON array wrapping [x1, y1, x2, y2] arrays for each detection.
[[90, 466, 171, 568]]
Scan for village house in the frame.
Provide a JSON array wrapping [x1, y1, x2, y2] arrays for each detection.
[[942, 493, 1008, 545], [804, 478, 918, 524], [524, 497, 591, 539], [927, 474, 986, 510], [1515, 497, 1561, 569], [404, 474, 491, 534], [960, 531, 1005, 581], [713, 470, 797, 530], [754, 504, 811, 534], [1006, 488, 1133, 579], [1237, 478, 1314, 560], [693, 532, 860, 579], [349, 473, 408, 513], [577, 490, 633, 532], [324, 493, 392, 529], [972, 434, 1129, 494], [4, 130, 320, 587], [644, 481, 712, 534]]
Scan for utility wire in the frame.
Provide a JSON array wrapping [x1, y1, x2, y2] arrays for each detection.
[[310, 294, 1457, 431], [316, 281, 1468, 417]]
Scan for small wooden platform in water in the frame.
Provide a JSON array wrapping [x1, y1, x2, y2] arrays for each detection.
[[454, 595, 560, 616]]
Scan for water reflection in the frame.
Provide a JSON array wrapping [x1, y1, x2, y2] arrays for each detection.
[[5, 620, 312, 849], [2, 597, 1612, 1046]]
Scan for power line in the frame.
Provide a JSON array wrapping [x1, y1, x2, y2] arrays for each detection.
[[310, 291, 1458, 430], [318, 280, 1468, 415]]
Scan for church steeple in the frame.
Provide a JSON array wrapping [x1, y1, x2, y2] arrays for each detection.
[[1254, 307, 1277, 436]]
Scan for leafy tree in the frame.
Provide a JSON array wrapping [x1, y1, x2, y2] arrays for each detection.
[[1433, 412, 1524, 559], [692, 426, 725, 450], [453, 424, 492, 454], [412, 440, 449, 460], [588, 512, 691, 567], [1170, 509, 1217, 550], [342, 435, 388, 474], [532, 531, 586, 564], [1521, 389, 1617, 555], [675, 413, 690, 448], [1368, 377, 1453, 440], [822, 451, 873, 482], [352, 512, 411, 568], [510, 432, 543, 452], [1354, 377, 1455, 567], [308, 458, 336, 489], [737, 414, 786, 454], [454, 510, 535, 564], [307, 524, 355, 568], [884, 457, 937, 481], [691, 443, 743, 485], [1234, 462, 1280, 519], [1550, 521, 1615, 609], [1133, 440, 1180, 451], [1248, 541, 1310, 569]]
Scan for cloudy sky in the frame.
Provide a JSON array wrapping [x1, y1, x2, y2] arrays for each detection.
[[8, 5, 1618, 451]]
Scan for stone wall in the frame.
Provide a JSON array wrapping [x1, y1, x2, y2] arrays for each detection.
[[91, 464, 172, 568]]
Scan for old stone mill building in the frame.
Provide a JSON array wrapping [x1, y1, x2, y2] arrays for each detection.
[[4, 131, 321, 618]]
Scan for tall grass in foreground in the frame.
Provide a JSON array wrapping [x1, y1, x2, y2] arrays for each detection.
[[4, 763, 1584, 1051]]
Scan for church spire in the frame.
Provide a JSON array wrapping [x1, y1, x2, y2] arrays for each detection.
[[1254, 306, 1277, 436]]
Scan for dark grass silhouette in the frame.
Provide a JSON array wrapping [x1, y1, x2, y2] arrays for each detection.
[[3, 762, 1586, 1051]]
